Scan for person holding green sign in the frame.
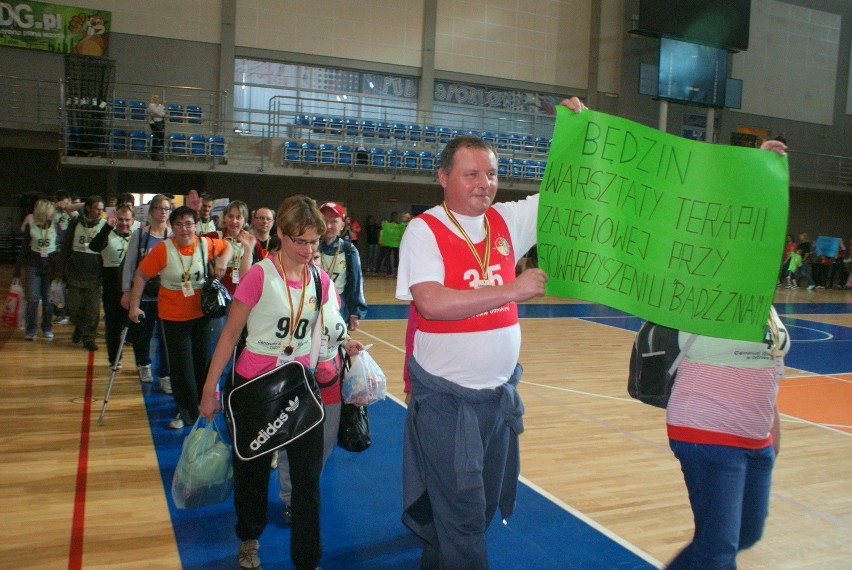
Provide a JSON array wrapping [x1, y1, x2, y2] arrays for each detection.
[[665, 139, 795, 569], [395, 97, 585, 568]]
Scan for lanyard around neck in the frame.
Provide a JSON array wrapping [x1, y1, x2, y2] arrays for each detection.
[[442, 202, 491, 280]]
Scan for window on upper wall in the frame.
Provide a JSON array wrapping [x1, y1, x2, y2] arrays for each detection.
[[233, 59, 420, 136]]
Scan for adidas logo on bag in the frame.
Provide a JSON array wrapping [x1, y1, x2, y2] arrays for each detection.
[[249, 398, 300, 451]]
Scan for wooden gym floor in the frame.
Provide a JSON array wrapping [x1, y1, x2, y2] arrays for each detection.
[[1, 265, 850, 569]]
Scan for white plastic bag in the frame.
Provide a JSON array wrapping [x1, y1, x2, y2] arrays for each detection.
[[341, 348, 387, 406], [49, 279, 66, 309], [171, 415, 233, 509]]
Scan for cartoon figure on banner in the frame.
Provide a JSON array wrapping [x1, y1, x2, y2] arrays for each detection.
[[69, 13, 109, 56]]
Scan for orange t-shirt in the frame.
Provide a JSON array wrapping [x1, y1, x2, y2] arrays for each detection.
[[138, 237, 229, 321]]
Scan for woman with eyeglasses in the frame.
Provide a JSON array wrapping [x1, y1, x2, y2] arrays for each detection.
[[199, 195, 354, 570], [128, 205, 232, 430], [122, 194, 173, 392]]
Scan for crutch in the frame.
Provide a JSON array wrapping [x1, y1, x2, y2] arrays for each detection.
[[97, 317, 135, 425]]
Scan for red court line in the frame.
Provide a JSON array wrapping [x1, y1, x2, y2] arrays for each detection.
[[68, 350, 95, 570], [778, 374, 852, 434]]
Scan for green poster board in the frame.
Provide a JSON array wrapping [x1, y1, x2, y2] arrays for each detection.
[[0, 2, 111, 56], [537, 108, 789, 342], [379, 222, 406, 248]]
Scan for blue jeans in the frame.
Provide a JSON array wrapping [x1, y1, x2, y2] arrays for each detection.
[[668, 440, 775, 570], [25, 265, 53, 336]]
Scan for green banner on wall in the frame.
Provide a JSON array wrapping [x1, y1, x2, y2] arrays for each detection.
[[537, 108, 789, 342], [0, 2, 111, 56]]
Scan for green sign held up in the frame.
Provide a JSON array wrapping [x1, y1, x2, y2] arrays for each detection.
[[379, 222, 406, 248], [537, 108, 789, 342]]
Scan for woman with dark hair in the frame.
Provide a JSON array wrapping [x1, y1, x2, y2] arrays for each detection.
[[200, 194, 356, 570], [129, 205, 232, 429]]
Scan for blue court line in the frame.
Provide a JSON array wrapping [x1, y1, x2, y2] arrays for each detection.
[[143, 387, 655, 569]]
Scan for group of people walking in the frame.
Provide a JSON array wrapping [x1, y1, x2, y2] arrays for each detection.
[[14, 97, 802, 570]]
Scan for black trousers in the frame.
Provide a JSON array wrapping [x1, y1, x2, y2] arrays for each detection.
[[161, 316, 211, 424], [230, 395, 324, 569]]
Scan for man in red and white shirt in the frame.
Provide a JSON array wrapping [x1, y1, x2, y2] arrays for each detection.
[[394, 97, 584, 569]]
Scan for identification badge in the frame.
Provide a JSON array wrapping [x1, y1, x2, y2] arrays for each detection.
[[232, 269, 239, 284], [181, 281, 195, 297], [319, 334, 329, 358], [471, 278, 496, 289], [40, 247, 48, 258], [276, 347, 295, 366], [773, 355, 784, 382]]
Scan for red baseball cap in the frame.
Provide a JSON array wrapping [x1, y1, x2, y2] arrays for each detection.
[[320, 202, 345, 219]]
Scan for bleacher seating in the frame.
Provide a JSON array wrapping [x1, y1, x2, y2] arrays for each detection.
[[167, 104, 184, 123], [109, 129, 127, 151], [129, 130, 149, 153], [111, 100, 126, 120], [189, 134, 206, 156], [129, 101, 146, 121], [168, 133, 187, 155], [208, 136, 226, 158], [187, 105, 203, 124]]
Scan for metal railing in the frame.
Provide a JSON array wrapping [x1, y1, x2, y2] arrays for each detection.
[[2, 75, 851, 191]]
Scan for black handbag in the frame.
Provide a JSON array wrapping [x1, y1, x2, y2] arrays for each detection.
[[226, 360, 325, 461], [200, 237, 232, 318], [338, 402, 371, 452]]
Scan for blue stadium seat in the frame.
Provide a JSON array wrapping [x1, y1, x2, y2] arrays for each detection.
[[129, 100, 146, 121], [423, 125, 437, 143], [496, 133, 510, 149], [391, 123, 407, 140], [407, 124, 422, 142], [337, 145, 353, 165], [111, 100, 126, 120], [129, 130, 148, 153], [481, 131, 496, 145], [508, 134, 521, 151], [187, 105, 203, 125], [167, 104, 184, 123], [522, 159, 537, 178], [437, 127, 451, 144], [508, 158, 522, 177], [208, 136, 226, 157], [311, 116, 327, 134], [189, 134, 206, 155], [328, 117, 343, 135], [522, 135, 534, 152], [403, 150, 419, 169], [535, 137, 550, 154], [301, 142, 318, 163], [344, 119, 360, 137], [370, 147, 386, 167], [168, 133, 187, 154], [376, 121, 391, 139], [283, 141, 301, 162], [319, 143, 336, 163], [419, 151, 435, 170], [497, 157, 509, 176], [361, 120, 375, 138], [535, 160, 547, 179], [386, 148, 401, 168]]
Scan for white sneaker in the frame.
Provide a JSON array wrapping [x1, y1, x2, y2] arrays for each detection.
[[807, 285, 815, 290], [160, 376, 172, 394], [168, 414, 185, 429], [137, 364, 153, 383]]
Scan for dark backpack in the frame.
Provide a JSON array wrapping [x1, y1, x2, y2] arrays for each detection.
[[627, 322, 696, 408]]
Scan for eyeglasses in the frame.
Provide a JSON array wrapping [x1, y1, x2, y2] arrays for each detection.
[[172, 222, 196, 229], [287, 235, 320, 247], [152, 206, 171, 212]]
